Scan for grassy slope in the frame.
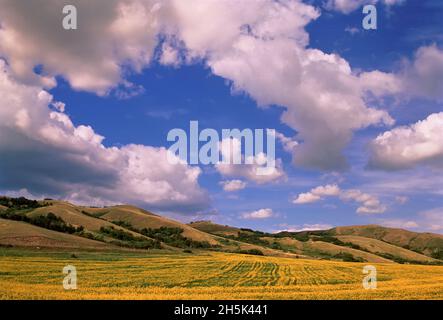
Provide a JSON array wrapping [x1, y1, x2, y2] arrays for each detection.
[[190, 221, 443, 263], [91, 208, 298, 258], [187, 221, 300, 258], [261, 236, 405, 263], [0, 218, 116, 250], [336, 235, 437, 263], [0, 203, 295, 257], [25, 202, 169, 248], [28, 202, 153, 238], [261, 236, 304, 253], [332, 225, 443, 257], [302, 240, 393, 263], [87, 205, 220, 245], [229, 240, 300, 258], [188, 221, 243, 237]]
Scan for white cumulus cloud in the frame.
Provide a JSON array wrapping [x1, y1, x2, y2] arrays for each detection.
[[215, 137, 286, 184], [242, 208, 275, 219], [0, 0, 398, 171], [0, 60, 209, 213], [219, 180, 247, 192], [369, 112, 443, 170], [293, 184, 386, 214]]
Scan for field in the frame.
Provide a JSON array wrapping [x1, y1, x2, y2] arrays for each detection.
[[1, 248, 442, 300]]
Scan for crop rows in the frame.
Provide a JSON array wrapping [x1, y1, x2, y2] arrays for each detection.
[[0, 250, 442, 299]]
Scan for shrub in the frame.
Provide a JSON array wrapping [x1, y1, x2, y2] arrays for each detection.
[[237, 249, 264, 256], [111, 220, 134, 230], [0, 210, 83, 234], [140, 227, 214, 249], [31, 213, 83, 234], [333, 252, 365, 262], [100, 226, 161, 249], [431, 249, 443, 260], [100, 226, 139, 241], [0, 196, 45, 210], [270, 242, 283, 250]]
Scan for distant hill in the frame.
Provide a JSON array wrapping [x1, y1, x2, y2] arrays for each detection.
[[0, 196, 442, 264], [335, 235, 436, 263], [331, 225, 443, 259], [0, 218, 117, 250], [191, 221, 443, 264], [188, 221, 243, 237]]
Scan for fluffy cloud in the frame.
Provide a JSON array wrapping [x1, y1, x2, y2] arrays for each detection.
[[369, 112, 443, 170], [326, 0, 405, 14], [361, 45, 443, 101], [242, 208, 275, 219], [204, 18, 393, 170], [219, 180, 247, 192], [361, 45, 443, 170], [0, 1, 439, 174], [400, 45, 443, 101], [293, 184, 386, 214], [274, 132, 299, 154], [0, 0, 396, 171], [0, 60, 209, 213], [215, 137, 285, 184], [0, 0, 162, 94], [293, 192, 321, 204], [293, 184, 340, 204], [340, 189, 387, 214]]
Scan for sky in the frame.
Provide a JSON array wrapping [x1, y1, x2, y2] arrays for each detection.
[[0, 0, 442, 234]]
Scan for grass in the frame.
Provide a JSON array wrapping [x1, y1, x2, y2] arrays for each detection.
[[336, 235, 437, 264], [0, 248, 442, 300], [90, 205, 220, 245], [0, 219, 116, 250]]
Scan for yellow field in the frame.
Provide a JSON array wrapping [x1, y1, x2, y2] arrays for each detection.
[[0, 249, 442, 300]]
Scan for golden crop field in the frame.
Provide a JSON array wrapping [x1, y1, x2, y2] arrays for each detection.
[[0, 249, 442, 300]]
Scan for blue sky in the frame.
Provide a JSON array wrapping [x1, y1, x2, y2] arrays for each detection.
[[0, 0, 442, 233]]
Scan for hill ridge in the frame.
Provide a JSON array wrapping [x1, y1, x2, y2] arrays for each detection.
[[0, 196, 442, 264]]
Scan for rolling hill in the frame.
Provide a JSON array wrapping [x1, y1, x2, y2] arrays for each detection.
[[335, 235, 436, 263], [25, 201, 164, 247], [188, 220, 243, 237], [0, 218, 116, 250], [191, 221, 442, 264], [0, 196, 442, 265], [331, 225, 443, 259], [87, 205, 220, 245]]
